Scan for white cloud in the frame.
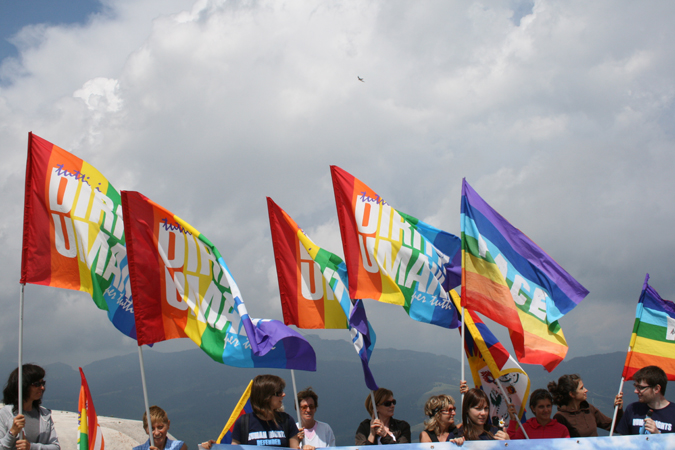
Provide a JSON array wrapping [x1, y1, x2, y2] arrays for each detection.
[[1, 0, 675, 369]]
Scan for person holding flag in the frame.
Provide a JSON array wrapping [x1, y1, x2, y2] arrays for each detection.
[[134, 406, 186, 450], [295, 388, 335, 450], [0, 365, 59, 450], [506, 390, 570, 439]]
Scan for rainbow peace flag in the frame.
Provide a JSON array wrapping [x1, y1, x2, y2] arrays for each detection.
[[267, 197, 378, 389], [451, 293, 530, 425], [461, 179, 588, 371], [217, 380, 253, 444], [77, 368, 104, 450], [20, 133, 136, 339], [121, 191, 316, 370], [331, 166, 461, 329], [623, 274, 675, 381]]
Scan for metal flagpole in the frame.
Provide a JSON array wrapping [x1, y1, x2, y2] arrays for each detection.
[[609, 377, 625, 436], [369, 391, 379, 420], [290, 369, 304, 447], [494, 378, 529, 439], [138, 346, 155, 448], [18, 284, 25, 420]]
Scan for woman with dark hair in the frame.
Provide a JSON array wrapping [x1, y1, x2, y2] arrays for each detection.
[[0, 364, 59, 450], [355, 388, 410, 445], [547, 374, 623, 437], [230, 375, 300, 448], [506, 389, 570, 439], [419, 395, 463, 444], [453, 388, 509, 441]]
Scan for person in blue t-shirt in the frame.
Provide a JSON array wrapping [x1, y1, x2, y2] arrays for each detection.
[[616, 365, 675, 435]]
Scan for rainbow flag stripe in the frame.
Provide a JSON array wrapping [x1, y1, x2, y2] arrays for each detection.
[[121, 191, 316, 370], [461, 179, 587, 371], [331, 166, 461, 329], [267, 197, 378, 390], [20, 133, 136, 339], [623, 274, 675, 381]]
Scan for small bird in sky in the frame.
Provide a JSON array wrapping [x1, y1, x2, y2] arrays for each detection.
[[357, 76, 364, 82]]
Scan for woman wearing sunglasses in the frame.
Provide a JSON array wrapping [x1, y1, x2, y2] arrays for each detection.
[[420, 395, 464, 444], [355, 388, 410, 445], [548, 374, 623, 437], [0, 364, 59, 450]]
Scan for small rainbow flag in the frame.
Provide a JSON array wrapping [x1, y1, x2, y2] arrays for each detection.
[[461, 179, 588, 371], [77, 368, 104, 450], [20, 133, 136, 339], [217, 380, 253, 444], [331, 166, 461, 329], [121, 191, 316, 370], [623, 274, 675, 381]]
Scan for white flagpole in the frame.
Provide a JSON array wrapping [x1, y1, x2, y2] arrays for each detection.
[[369, 391, 379, 420], [290, 369, 304, 447], [609, 377, 625, 436], [494, 378, 529, 439], [137, 346, 155, 448], [18, 284, 25, 419]]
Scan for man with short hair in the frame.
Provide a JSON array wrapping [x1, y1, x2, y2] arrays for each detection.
[[295, 387, 335, 450], [616, 365, 675, 435]]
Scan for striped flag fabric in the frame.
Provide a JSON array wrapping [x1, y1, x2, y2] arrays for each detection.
[[217, 380, 253, 444], [451, 293, 530, 425], [267, 197, 378, 390], [331, 166, 461, 329], [20, 132, 136, 339], [121, 190, 316, 370], [77, 368, 104, 450], [623, 274, 675, 381], [461, 179, 588, 371]]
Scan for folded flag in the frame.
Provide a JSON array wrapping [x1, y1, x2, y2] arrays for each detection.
[[461, 179, 587, 371], [121, 191, 316, 371], [267, 197, 378, 390], [78, 368, 104, 450], [217, 380, 253, 444], [451, 292, 530, 425], [623, 274, 675, 381], [20, 132, 136, 339], [331, 166, 461, 329]]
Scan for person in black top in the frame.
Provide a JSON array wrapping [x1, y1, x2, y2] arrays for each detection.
[[419, 394, 464, 444], [355, 388, 410, 445], [454, 388, 509, 441]]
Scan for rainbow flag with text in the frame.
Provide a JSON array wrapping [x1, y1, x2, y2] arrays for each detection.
[[461, 179, 588, 371], [121, 191, 316, 370], [331, 166, 461, 329], [268, 197, 378, 389], [623, 274, 675, 381], [20, 133, 136, 339], [78, 368, 104, 450]]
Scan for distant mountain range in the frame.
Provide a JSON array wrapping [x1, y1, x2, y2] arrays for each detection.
[[1, 336, 637, 448]]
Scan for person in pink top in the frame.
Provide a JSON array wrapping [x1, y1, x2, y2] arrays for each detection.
[[507, 389, 570, 440]]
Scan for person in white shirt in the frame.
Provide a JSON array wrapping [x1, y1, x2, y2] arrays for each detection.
[[295, 388, 335, 450]]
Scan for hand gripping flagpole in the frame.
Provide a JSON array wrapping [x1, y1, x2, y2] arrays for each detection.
[[494, 378, 529, 439], [290, 369, 304, 447], [609, 376, 625, 436], [138, 346, 155, 448]]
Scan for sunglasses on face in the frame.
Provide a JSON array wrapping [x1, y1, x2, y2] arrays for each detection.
[[380, 400, 396, 407], [440, 406, 456, 415], [31, 380, 46, 388], [634, 384, 653, 393], [274, 391, 285, 397], [300, 405, 316, 410]]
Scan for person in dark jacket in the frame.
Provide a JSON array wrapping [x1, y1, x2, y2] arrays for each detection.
[[355, 388, 410, 445], [548, 374, 623, 437]]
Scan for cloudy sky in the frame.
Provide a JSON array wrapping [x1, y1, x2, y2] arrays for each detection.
[[1, 0, 674, 376]]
